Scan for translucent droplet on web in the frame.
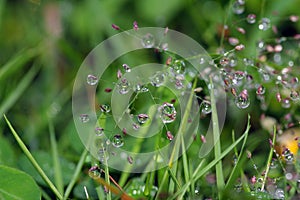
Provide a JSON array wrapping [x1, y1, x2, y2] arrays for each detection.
[[132, 123, 140, 130], [88, 165, 101, 178], [281, 98, 291, 108], [243, 58, 254, 66], [232, 1, 245, 14], [117, 78, 130, 94], [79, 114, 89, 123], [172, 60, 185, 75], [98, 147, 109, 162], [199, 57, 206, 64], [137, 114, 149, 124], [220, 57, 229, 66], [175, 79, 184, 89], [100, 104, 111, 113], [290, 90, 299, 101], [87, 74, 98, 85], [122, 64, 131, 72], [112, 134, 124, 148], [158, 102, 176, 123], [150, 72, 165, 87], [200, 100, 212, 114], [274, 188, 284, 199], [166, 131, 174, 141], [141, 33, 155, 48], [235, 90, 250, 109], [258, 18, 271, 31], [95, 127, 104, 136], [247, 14, 256, 24], [134, 84, 149, 93], [256, 85, 265, 95]]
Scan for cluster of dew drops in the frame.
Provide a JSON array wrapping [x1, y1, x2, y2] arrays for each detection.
[[213, 0, 300, 111]]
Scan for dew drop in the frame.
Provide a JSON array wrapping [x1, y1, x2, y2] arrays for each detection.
[[256, 85, 265, 95], [117, 78, 130, 94], [220, 57, 229, 66], [112, 134, 124, 148], [100, 104, 111, 113], [200, 100, 212, 114], [87, 74, 98, 86], [80, 114, 89, 123], [141, 33, 155, 48], [150, 72, 165, 87], [166, 131, 174, 141], [137, 114, 149, 124], [290, 90, 300, 101], [172, 60, 185, 75], [95, 127, 104, 136], [132, 123, 140, 130], [88, 165, 101, 178], [98, 147, 109, 162], [281, 98, 291, 108], [232, 1, 245, 14], [247, 14, 256, 24], [134, 84, 149, 93], [235, 89, 250, 109], [122, 64, 131, 72], [158, 102, 177, 123], [175, 79, 184, 90], [258, 18, 271, 31], [274, 188, 284, 199]]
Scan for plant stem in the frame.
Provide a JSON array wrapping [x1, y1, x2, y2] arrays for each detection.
[[4, 115, 63, 200]]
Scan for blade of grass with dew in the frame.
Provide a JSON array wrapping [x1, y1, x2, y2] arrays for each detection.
[[173, 118, 250, 200], [63, 148, 88, 200], [180, 134, 190, 191], [144, 171, 155, 197], [209, 76, 224, 199], [49, 119, 64, 195], [0, 64, 40, 116], [225, 115, 250, 188], [3, 115, 63, 200], [102, 143, 112, 200], [261, 125, 276, 191]]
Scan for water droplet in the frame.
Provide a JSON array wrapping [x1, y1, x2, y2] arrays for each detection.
[[243, 58, 254, 66], [285, 172, 293, 180], [141, 33, 155, 48], [127, 155, 133, 164], [137, 114, 149, 124], [172, 60, 185, 75], [88, 165, 101, 178], [200, 100, 212, 114], [175, 79, 184, 90], [158, 102, 176, 123], [232, 1, 245, 14], [256, 85, 265, 95], [274, 188, 284, 199], [100, 104, 111, 113], [281, 98, 291, 108], [150, 72, 165, 87], [98, 147, 109, 162], [247, 14, 256, 24], [166, 131, 174, 141], [122, 64, 131, 72], [258, 18, 271, 31], [117, 78, 130, 94], [290, 90, 300, 101], [80, 114, 89, 123], [235, 89, 250, 109], [112, 134, 124, 148], [132, 123, 140, 130], [87, 74, 98, 85], [134, 84, 149, 93], [95, 127, 104, 136], [220, 57, 229, 66], [199, 57, 206, 64]]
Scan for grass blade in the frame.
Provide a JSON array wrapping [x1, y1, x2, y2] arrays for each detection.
[[63, 148, 89, 200], [49, 119, 64, 194], [4, 115, 63, 200], [0, 64, 39, 116]]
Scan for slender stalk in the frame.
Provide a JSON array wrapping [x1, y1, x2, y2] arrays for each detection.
[[4, 115, 63, 200], [261, 126, 276, 191], [210, 77, 224, 199], [49, 119, 64, 194], [63, 149, 89, 200]]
